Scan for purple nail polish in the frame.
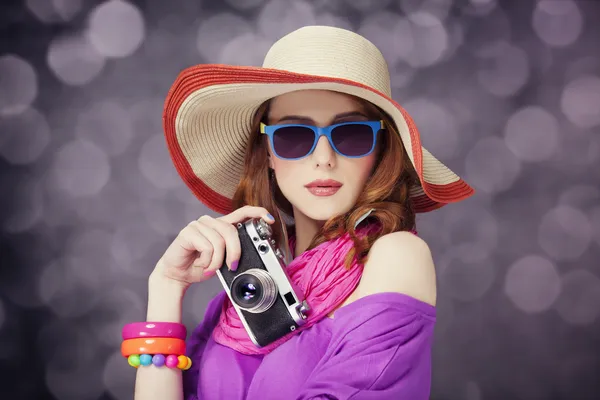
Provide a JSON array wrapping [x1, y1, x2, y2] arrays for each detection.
[[230, 260, 239, 271]]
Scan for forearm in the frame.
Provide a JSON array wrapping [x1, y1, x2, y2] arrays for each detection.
[[134, 275, 188, 400]]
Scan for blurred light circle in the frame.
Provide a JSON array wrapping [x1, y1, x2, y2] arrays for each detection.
[[26, 0, 83, 23], [52, 0, 84, 21], [26, 0, 63, 23], [72, 181, 132, 226], [504, 106, 559, 162], [225, 0, 266, 10], [464, 7, 510, 55], [76, 100, 134, 156], [314, 14, 353, 31], [565, 57, 600, 81], [538, 206, 592, 261], [3, 176, 44, 233], [50, 139, 111, 197], [441, 19, 465, 63], [404, 98, 458, 159], [470, 0, 495, 5], [390, 62, 416, 90], [358, 12, 413, 67], [404, 12, 449, 68], [532, 0, 583, 48], [87, 287, 144, 347], [38, 259, 100, 318], [465, 0, 497, 16], [477, 42, 530, 97], [0, 108, 50, 165], [504, 255, 562, 313], [197, 13, 254, 61], [257, 0, 317, 41], [560, 75, 600, 129], [139, 134, 182, 190], [440, 254, 495, 302], [129, 97, 164, 137], [590, 206, 600, 247], [399, 0, 453, 21], [0, 54, 38, 116], [465, 136, 522, 194], [47, 34, 106, 86], [219, 32, 273, 66], [142, 196, 190, 239], [346, 0, 392, 12], [559, 184, 600, 210], [555, 270, 600, 326], [64, 229, 115, 286], [443, 204, 499, 256], [103, 351, 137, 400], [110, 220, 164, 277], [87, 0, 146, 58]]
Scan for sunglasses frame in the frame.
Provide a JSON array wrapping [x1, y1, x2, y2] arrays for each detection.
[[260, 120, 385, 160]]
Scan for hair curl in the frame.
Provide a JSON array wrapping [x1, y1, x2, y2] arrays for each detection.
[[232, 94, 419, 269]]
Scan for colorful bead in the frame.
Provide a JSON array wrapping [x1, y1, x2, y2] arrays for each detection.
[[177, 355, 189, 369], [139, 354, 152, 366], [128, 354, 141, 368], [152, 354, 166, 367], [184, 357, 192, 370], [165, 354, 179, 368]]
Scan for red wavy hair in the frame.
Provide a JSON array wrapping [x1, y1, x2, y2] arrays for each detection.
[[232, 95, 419, 269]]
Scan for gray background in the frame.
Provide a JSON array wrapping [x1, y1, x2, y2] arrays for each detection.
[[0, 0, 599, 399]]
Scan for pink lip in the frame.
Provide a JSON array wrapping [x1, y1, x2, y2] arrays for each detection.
[[306, 186, 341, 197], [305, 179, 343, 188]]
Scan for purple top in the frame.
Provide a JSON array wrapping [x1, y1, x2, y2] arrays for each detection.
[[183, 291, 436, 400]]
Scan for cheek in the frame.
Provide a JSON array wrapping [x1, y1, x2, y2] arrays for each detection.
[[271, 157, 297, 180], [351, 155, 377, 183]]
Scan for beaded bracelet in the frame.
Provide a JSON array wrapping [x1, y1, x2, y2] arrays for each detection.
[[127, 354, 192, 370], [121, 337, 186, 358]]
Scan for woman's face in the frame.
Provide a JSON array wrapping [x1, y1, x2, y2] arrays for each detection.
[[267, 89, 379, 223]]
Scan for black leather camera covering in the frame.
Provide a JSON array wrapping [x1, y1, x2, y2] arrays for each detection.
[[218, 222, 299, 347]]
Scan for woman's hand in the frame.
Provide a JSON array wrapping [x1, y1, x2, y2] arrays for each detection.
[[151, 206, 275, 288]]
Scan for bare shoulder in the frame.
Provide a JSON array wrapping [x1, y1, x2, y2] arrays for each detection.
[[355, 231, 437, 306]]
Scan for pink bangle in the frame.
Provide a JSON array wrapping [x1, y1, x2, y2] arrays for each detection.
[[122, 322, 187, 340]]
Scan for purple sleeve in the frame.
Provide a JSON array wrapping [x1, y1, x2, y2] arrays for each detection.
[[182, 291, 227, 400], [295, 292, 436, 400]]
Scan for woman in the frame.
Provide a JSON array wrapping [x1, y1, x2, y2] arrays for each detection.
[[123, 26, 474, 399]]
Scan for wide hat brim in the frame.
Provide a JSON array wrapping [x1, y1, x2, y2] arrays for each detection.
[[163, 64, 474, 215]]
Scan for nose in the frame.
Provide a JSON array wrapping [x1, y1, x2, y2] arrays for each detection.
[[311, 135, 336, 168]]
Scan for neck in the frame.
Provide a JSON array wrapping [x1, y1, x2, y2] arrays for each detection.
[[291, 208, 325, 257]]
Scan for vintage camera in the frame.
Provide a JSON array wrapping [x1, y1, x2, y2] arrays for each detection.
[[216, 218, 310, 347]]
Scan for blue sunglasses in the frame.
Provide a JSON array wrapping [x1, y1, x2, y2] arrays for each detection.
[[260, 120, 384, 160]]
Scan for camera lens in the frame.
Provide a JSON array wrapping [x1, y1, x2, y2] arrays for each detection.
[[230, 269, 278, 313]]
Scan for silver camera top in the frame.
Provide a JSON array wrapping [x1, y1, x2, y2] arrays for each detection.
[[255, 218, 272, 240]]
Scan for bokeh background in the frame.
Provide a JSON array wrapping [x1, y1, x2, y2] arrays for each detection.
[[1, 0, 599, 399]]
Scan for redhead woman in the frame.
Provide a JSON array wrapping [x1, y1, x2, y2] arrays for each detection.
[[123, 25, 474, 400]]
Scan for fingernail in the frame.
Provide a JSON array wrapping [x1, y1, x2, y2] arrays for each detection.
[[266, 213, 274, 221], [230, 260, 239, 271]]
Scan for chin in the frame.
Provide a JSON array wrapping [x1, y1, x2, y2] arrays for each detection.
[[296, 194, 355, 222]]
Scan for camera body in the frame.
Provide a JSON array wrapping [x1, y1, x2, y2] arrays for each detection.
[[216, 218, 310, 348]]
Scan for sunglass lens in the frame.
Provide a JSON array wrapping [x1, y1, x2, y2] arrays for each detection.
[[331, 124, 374, 157], [273, 126, 316, 159]]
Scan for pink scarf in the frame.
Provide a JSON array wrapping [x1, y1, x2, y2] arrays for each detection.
[[211, 223, 415, 355]]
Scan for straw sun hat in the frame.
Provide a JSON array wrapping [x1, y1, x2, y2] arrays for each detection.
[[163, 25, 474, 214]]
